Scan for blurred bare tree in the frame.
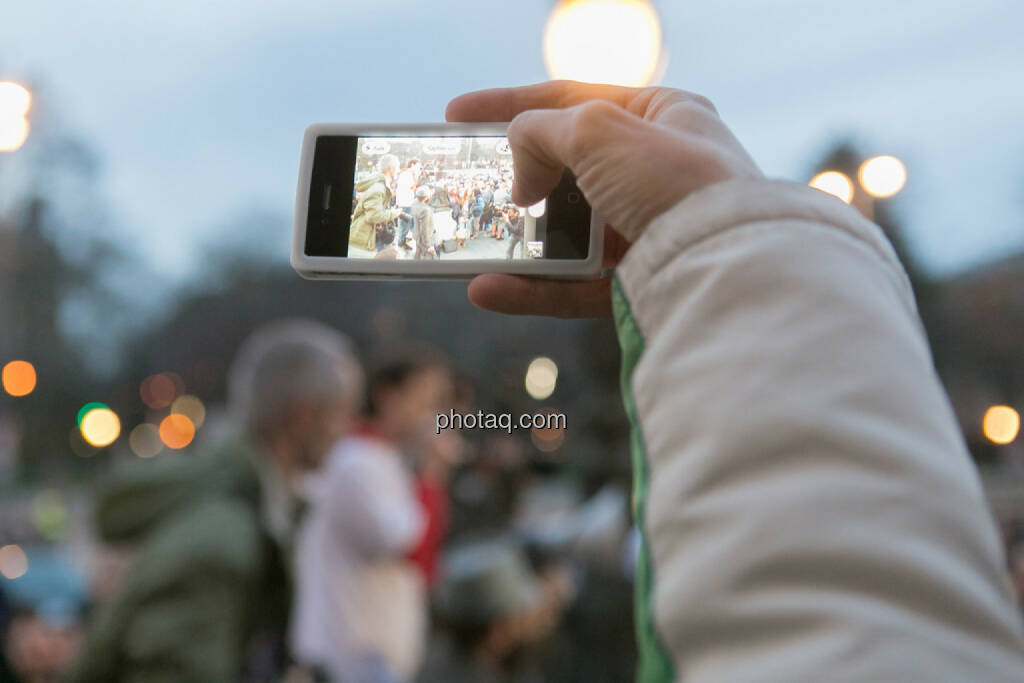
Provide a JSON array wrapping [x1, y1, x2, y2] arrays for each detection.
[[810, 141, 1024, 464]]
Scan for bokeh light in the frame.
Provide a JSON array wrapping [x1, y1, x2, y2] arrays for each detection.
[[159, 414, 195, 450], [983, 405, 1020, 445], [32, 490, 69, 542], [2, 360, 36, 396], [80, 407, 121, 448], [531, 411, 567, 453], [77, 402, 109, 427], [544, 0, 664, 87], [0, 544, 28, 580], [527, 199, 546, 218], [809, 171, 854, 204], [141, 372, 184, 409], [525, 357, 559, 400], [171, 395, 206, 428], [0, 82, 30, 153], [0, 116, 29, 152], [858, 155, 907, 198], [0, 82, 31, 118], [129, 423, 163, 458]]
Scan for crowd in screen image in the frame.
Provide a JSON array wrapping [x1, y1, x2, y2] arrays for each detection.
[[348, 139, 540, 262], [0, 319, 634, 683]]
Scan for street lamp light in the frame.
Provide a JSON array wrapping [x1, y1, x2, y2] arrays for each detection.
[[0, 81, 31, 152], [544, 0, 666, 87], [80, 406, 122, 448], [525, 356, 558, 400], [983, 405, 1020, 446], [858, 155, 907, 198], [809, 170, 854, 204]]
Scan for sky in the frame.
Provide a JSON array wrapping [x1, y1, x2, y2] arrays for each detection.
[[2, 0, 1022, 281]]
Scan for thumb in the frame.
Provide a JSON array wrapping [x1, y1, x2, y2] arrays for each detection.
[[506, 100, 645, 217], [506, 108, 569, 207]]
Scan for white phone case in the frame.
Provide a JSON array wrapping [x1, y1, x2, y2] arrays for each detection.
[[291, 123, 603, 281]]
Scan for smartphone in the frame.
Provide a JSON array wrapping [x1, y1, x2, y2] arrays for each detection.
[[291, 123, 602, 280]]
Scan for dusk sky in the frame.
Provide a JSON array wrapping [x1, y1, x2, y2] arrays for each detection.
[[2, 0, 1022, 280]]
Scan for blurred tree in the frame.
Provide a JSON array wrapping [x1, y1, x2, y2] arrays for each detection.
[[0, 87, 142, 486], [0, 198, 109, 485], [810, 141, 1024, 464]]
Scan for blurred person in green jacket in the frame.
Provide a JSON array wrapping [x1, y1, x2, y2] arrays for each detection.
[[69, 319, 363, 683]]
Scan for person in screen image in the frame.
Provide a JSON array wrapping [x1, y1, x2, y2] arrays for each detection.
[[350, 153, 403, 253], [458, 192, 473, 246], [469, 190, 484, 239], [431, 184, 450, 210], [411, 186, 437, 260], [290, 348, 454, 683], [394, 157, 422, 252], [448, 185, 461, 219], [502, 206, 524, 261], [69, 320, 362, 682], [489, 191, 507, 240], [479, 183, 495, 236], [493, 182, 510, 209]]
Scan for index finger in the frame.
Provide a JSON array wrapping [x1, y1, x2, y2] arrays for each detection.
[[467, 274, 613, 318], [446, 80, 638, 122]]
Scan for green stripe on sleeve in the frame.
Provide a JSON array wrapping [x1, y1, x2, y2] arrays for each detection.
[[612, 276, 676, 683]]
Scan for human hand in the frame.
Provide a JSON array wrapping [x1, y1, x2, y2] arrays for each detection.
[[446, 80, 761, 317]]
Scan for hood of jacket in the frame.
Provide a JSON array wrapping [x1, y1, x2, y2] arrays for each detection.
[[355, 173, 389, 193], [94, 438, 260, 543]]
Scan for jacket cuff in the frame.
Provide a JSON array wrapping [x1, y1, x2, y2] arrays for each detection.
[[615, 178, 912, 305]]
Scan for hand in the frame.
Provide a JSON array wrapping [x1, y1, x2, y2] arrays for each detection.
[[446, 80, 761, 317]]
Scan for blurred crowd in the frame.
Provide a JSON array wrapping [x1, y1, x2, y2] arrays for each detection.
[[1, 319, 635, 683]]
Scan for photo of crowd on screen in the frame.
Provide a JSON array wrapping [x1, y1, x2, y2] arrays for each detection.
[[349, 137, 544, 261]]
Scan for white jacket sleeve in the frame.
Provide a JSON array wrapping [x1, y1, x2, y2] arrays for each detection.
[[612, 178, 1024, 682]]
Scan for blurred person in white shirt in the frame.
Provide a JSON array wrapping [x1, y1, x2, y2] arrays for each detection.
[[291, 347, 453, 683]]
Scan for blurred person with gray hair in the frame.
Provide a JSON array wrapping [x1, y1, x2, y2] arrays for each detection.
[[69, 319, 362, 683]]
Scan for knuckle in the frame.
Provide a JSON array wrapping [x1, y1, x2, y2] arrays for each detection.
[[671, 100, 721, 132], [574, 99, 620, 130], [506, 111, 533, 143], [687, 93, 718, 114], [567, 100, 622, 162], [638, 89, 718, 121]]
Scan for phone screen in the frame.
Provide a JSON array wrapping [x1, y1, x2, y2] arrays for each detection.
[[303, 135, 591, 261]]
